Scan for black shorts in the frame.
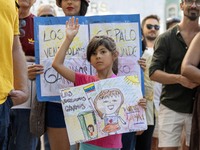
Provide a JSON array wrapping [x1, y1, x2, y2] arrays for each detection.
[[46, 102, 66, 128]]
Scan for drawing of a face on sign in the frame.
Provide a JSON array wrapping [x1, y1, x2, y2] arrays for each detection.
[[87, 124, 95, 136], [94, 88, 126, 134]]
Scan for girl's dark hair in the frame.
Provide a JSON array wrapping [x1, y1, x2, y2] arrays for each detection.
[[80, 0, 89, 16], [87, 36, 119, 74]]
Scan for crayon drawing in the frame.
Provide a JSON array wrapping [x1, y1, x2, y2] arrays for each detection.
[[60, 75, 147, 145]]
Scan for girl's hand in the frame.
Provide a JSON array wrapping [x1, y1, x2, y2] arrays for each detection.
[[66, 17, 80, 41], [138, 98, 147, 109]]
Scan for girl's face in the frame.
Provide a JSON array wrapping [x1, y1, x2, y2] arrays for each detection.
[[96, 95, 122, 115], [88, 126, 93, 132], [61, 0, 81, 16], [90, 45, 115, 73]]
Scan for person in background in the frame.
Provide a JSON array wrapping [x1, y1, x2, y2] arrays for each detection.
[[166, 17, 181, 30], [151, 16, 181, 150], [45, 1, 89, 149], [181, 32, 200, 150], [8, 0, 42, 149], [35, 3, 57, 150], [149, 0, 199, 149], [0, 1, 29, 150], [136, 14, 160, 150], [37, 3, 57, 17], [166, 16, 187, 150]]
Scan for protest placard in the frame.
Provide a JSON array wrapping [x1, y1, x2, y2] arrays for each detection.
[[34, 14, 144, 101], [60, 75, 147, 144]]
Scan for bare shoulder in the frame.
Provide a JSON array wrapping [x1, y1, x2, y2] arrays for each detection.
[[195, 32, 200, 38]]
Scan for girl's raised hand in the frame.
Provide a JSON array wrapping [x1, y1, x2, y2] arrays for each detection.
[[65, 16, 80, 41]]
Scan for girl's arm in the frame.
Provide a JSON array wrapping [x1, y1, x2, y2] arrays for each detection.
[[52, 17, 80, 83]]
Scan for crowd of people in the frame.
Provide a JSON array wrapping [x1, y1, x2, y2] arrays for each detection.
[[1, 0, 200, 150]]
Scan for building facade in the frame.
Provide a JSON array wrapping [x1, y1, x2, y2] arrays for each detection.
[[31, 0, 181, 32]]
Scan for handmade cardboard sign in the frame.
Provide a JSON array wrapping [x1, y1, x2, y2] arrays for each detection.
[[34, 14, 144, 101], [60, 76, 147, 145]]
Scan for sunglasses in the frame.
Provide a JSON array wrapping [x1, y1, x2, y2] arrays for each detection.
[[146, 24, 160, 30], [19, 19, 26, 37], [184, 0, 200, 6], [40, 14, 54, 17]]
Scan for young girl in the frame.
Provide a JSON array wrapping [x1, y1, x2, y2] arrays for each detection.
[[53, 17, 146, 150], [53, 16, 121, 150]]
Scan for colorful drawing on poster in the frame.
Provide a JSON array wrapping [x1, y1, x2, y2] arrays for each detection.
[[60, 75, 147, 145], [93, 88, 126, 134]]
